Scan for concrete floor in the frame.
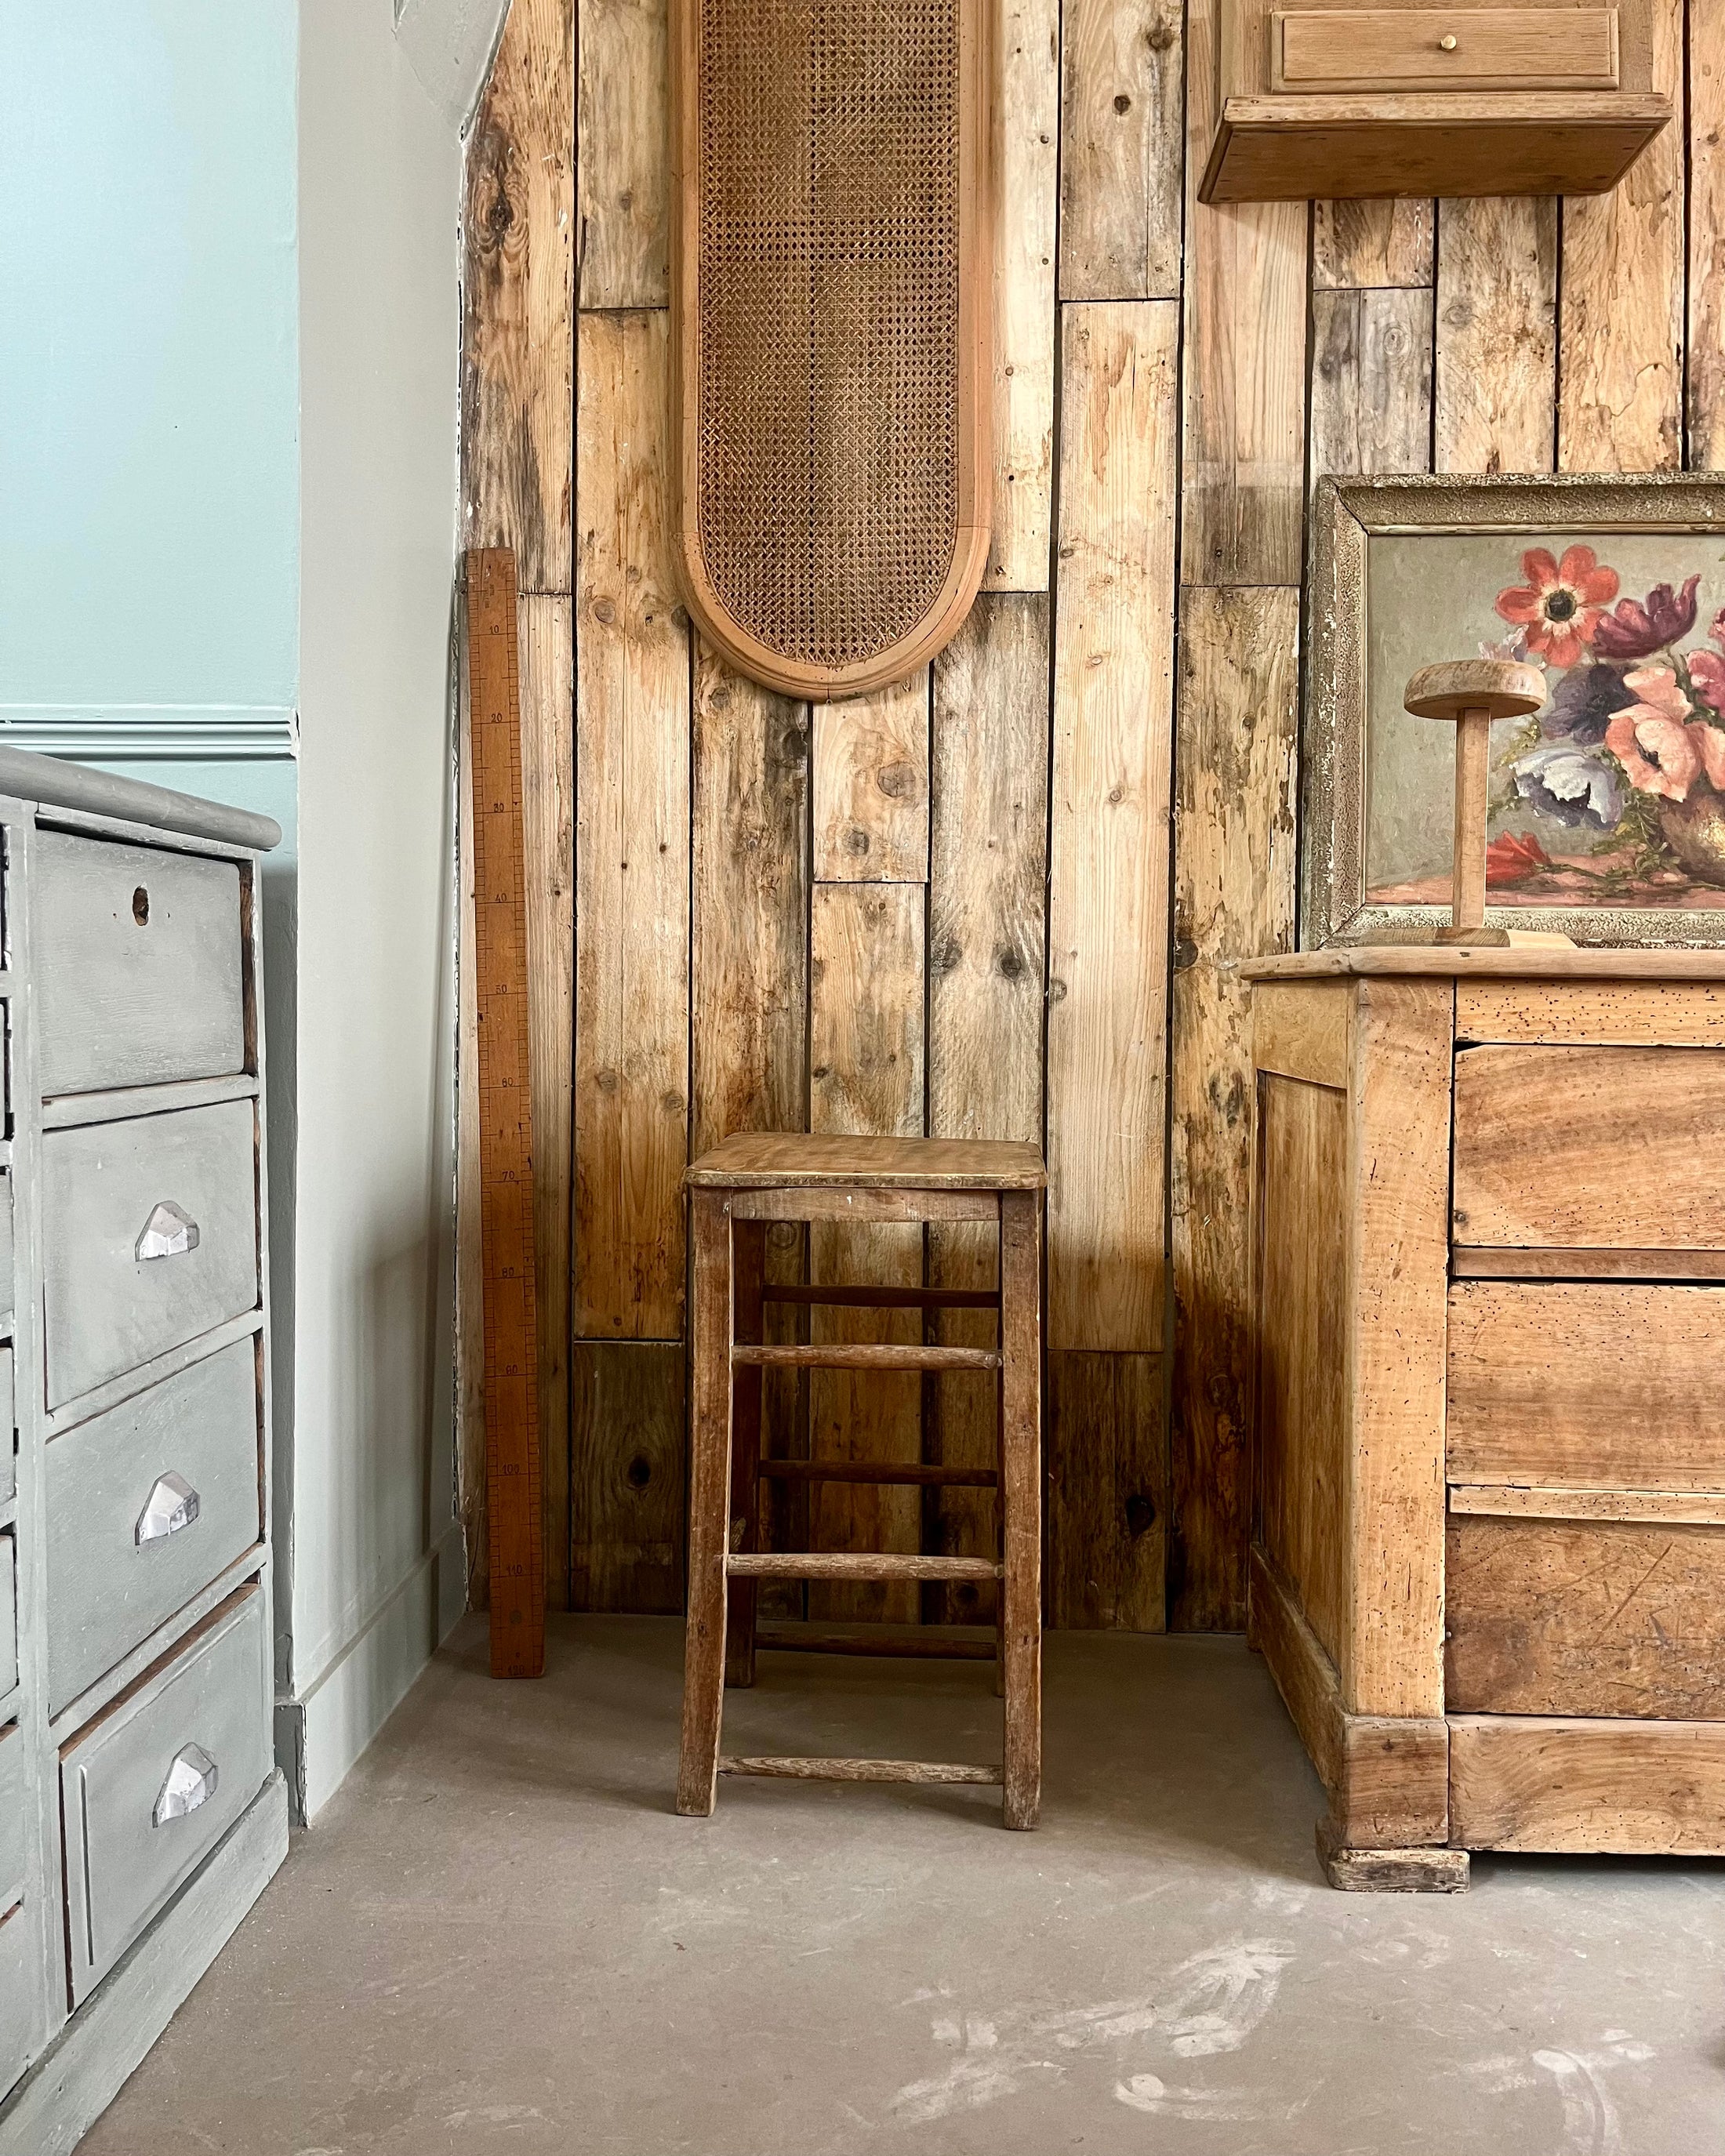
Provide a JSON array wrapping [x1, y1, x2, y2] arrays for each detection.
[[82, 1616, 1724, 2154]]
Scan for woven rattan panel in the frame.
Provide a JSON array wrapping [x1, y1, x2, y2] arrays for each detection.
[[672, 0, 989, 697]]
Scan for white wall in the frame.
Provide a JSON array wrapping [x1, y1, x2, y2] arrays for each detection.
[[287, 0, 468, 1819]]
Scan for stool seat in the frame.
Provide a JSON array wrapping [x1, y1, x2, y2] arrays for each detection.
[[676, 1131, 1046, 1829], [687, 1132, 1046, 1189]]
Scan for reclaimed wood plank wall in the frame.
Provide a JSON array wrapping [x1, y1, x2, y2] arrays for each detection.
[[461, 0, 1720, 1631]]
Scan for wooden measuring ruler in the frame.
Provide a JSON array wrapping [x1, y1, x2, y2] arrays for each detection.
[[464, 548, 546, 1679]]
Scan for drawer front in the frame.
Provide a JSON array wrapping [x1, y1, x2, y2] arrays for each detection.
[[0, 1900, 45, 2105], [0, 1723, 24, 1904], [0, 1536, 13, 1703], [1273, 6, 1618, 91], [1453, 1045, 1725, 1251], [1447, 1513, 1725, 1717], [62, 1585, 269, 2002], [1448, 1281, 1725, 1486], [35, 832, 245, 1098], [46, 1341, 262, 1712], [0, 1171, 13, 1335], [0, 1350, 13, 1509], [42, 1098, 258, 1410]]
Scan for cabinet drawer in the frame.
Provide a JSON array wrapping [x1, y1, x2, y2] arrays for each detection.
[[1447, 1512, 1725, 1717], [0, 1350, 13, 1508], [1453, 1046, 1725, 1252], [46, 1341, 262, 1712], [61, 1584, 269, 2002], [0, 1171, 13, 1335], [42, 1098, 258, 1410], [0, 1900, 44, 2105], [34, 833, 245, 1098], [0, 1536, 13, 1704], [1448, 1282, 1725, 1486], [1272, 6, 1618, 91], [0, 1723, 24, 1904]]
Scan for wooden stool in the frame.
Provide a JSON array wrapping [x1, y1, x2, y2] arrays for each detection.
[[675, 1134, 1046, 1828]]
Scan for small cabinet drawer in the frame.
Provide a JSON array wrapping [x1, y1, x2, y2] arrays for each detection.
[[41, 1098, 259, 1410], [1447, 1512, 1725, 1717], [0, 1535, 13, 1704], [0, 1351, 13, 1509], [61, 1584, 270, 2003], [34, 832, 245, 1099], [0, 1899, 45, 2106], [46, 1341, 262, 1712], [1448, 1281, 1725, 1487], [1453, 1045, 1725, 1254], [0, 1171, 13, 1336], [1271, 6, 1619, 91], [0, 1723, 24, 1904]]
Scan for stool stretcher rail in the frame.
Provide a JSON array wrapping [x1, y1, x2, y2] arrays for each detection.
[[718, 1755, 1004, 1785]]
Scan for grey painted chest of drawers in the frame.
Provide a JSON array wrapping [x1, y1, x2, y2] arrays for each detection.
[[0, 750, 288, 2154]]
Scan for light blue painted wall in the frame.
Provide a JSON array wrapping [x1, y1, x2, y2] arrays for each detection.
[[0, 2, 300, 730]]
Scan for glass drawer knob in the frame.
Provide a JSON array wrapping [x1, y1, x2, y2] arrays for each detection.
[[136, 1472, 201, 1545], [153, 1744, 219, 1826], [136, 1200, 200, 1261]]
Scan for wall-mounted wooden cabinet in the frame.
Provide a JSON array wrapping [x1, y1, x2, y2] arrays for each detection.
[[1200, 0, 1670, 202]]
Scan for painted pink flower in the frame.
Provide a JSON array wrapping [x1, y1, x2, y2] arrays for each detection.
[[1711, 604, 1725, 651], [1496, 546, 1621, 669], [1606, 669, 1701, 797], [1690, 647, 1725, 714], [1690, 719, 1725, 793]]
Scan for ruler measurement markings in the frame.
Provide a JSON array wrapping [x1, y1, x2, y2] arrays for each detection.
[[465, 547, 547, 1678]]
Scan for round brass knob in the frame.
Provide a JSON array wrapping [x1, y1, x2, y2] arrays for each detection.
[[1439, 31, 1458, 48]]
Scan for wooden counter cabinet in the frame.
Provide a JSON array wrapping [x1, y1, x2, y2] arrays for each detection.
[[1244, 948, 1725, 1890]]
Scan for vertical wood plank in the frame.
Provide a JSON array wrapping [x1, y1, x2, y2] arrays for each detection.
[[990, 0, 1060, 590], [1690, 0, 1725, 467], [462, 0, 576, 591], [928, 595, 1051, 1620], [575, 310, 691, 1340], [459, 0, 576, 1610], [519, 596, 576, 1610], [577, 0, 668, 308], [1435, 198, 1557, 475], [571, 1341, 688, 1611], [1168, 586, 1300, 1632], [1346, 980, 1453, 1719], [811, 674, 931, 884], [1309, 288, 1434, 486], [691, 645, 809, 1156], [1312, 200, 1433, 290], [1058, 0, 1185, 302], [1557, 0, 1684, 473], [808, 884, 926, 1622], [691, 644, 811, 1602], [1048, 300, 1178, 1352], [1048, 1351, 1166, 1628], [1179, 0, 1306, 583]]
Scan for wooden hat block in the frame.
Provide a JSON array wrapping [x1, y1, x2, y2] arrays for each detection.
[[1402, 659, 1556, 949]]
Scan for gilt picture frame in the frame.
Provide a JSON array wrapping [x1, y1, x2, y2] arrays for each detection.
[[1304, 474, 1725, 948]]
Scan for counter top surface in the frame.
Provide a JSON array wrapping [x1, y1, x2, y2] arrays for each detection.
[[0, 744, 281, 852]]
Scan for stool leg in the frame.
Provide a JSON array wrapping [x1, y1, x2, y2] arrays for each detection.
[[726, 1221, 765, 1688], [678, 1191, 734, 1817], [998, 1190, 1042, 1830]]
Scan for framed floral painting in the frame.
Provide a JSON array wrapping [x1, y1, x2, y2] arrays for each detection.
[[1304, 474, 1725, 947]]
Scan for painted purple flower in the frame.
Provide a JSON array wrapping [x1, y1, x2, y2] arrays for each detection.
[[1543, 660, 1636, 745], [1512, 742, 1622, 829], [1592, 575, 1701, 660]]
